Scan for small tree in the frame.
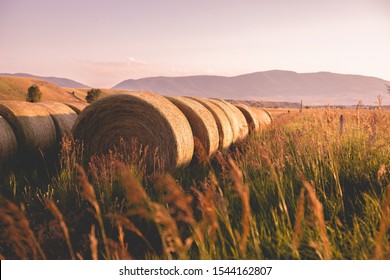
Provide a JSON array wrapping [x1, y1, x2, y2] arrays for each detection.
[[86, 88, 102, 103], [26, 84, 42, 102]]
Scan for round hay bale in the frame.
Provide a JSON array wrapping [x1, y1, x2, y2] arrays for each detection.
[[36, 102, 78, 140], [166, 96, 219, 157], [187, 97, 233, 150], [208, 98, 249, 142], [64, 102, 88, 114], [0, 116, 17, 163], [253, 108, 272, 127], [0, 101, 56, 151], [261, 108, 273, 122], [234, 103, 262, 133], [72, 93, 194, 171]]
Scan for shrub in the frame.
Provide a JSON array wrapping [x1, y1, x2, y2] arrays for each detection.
[[86, 88, 102, 103], [26, 84, 42, 103]]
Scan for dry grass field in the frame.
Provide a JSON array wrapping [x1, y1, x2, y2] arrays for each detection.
[[0, 106, 389, 260], [0, 76, 137, 103], [0, 76, 81, 103]]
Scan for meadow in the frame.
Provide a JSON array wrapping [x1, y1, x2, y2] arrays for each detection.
[[0, 108, 389, 260]]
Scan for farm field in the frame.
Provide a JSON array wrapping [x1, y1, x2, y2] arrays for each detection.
[[0, 76, 141, 104], [0, 107, 389, 260], [0, 76, 81, 103]]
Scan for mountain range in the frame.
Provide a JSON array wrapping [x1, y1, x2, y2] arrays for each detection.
[[1, 70, 389, 105], [113, 70, 390, 105]]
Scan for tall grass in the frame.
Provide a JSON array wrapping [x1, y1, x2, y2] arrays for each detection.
[[0, 108, 389, 259]]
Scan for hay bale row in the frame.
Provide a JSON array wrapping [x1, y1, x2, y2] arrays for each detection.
[[0, 101, 57, 152], [72, 93, 194, 171], [71, 92, 272, 172], [187, 97, 233, 150], [208, 98, 249, 142], [0, 92, 271, 171], [0, 101, 87, 165]]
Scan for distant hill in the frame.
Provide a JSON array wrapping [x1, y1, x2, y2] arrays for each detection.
[[113, 70, 390, 105], [0, 76, 85, 102], [0, 75, 168, 104], [62, 87, 142, 101], [0, 73, 90, 88]]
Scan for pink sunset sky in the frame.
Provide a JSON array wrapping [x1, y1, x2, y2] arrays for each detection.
[[0, 0, 389, 88]]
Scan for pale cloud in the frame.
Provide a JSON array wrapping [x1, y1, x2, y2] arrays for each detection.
[[75, 57, 156, 87], [75, 57, 220, 88], [125, 56, 146, 65]]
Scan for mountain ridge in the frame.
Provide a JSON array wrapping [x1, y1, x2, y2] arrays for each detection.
[[113, 70, 390, 105], [0, 73, 90, 88]]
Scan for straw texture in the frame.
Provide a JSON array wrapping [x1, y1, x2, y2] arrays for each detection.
[[166, 96, 219, 157], [208, 98, 249, 142], [253, 108, 272, 127], [0, 116, 17, 163], [37, 102, 78, 140], [72, 93, 194, 171], [187, 97, 233, 150], [0, 101, 56, 151], [234, 104, 262, 133]]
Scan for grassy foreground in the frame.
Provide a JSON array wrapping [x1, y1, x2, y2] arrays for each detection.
[[0, 108, 389, 260]]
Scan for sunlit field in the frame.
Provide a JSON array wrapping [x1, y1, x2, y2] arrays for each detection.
[[1, 108, 389, 260]]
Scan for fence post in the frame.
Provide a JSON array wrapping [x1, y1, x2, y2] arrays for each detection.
[[339, 114, 344, 136]]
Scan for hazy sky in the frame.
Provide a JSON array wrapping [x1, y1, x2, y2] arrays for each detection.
[[0, 0, 389, 87]]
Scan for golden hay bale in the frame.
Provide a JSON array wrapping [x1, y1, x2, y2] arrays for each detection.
[[208, 98, 249, 142], [0, 116, 17, 163], [64, 102, 88, 114], [187, 97, 233, 150], [261, 108, 274, 122], [166, 96, 219, 157], [234, 103, 262, 133], [36, 102, 78, 140], [253, 107, 272, 127], [72, 93, 194, 171], [0, 101, 56, 151]]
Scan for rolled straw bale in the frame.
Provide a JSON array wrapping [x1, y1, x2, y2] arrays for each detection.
[[253, 108, 272, 127], [234, 103, 262, 133], [187, 97, 233, 150], [261, 108, 273, 122], [166, 96, 219, 157], [0, 116, 17, 163], [64, 102, 88, 115], [0, 101, 56, 151], [36, 102, 78, 140], [72, 93, 194, 171], [208, 98, 249, 142]]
